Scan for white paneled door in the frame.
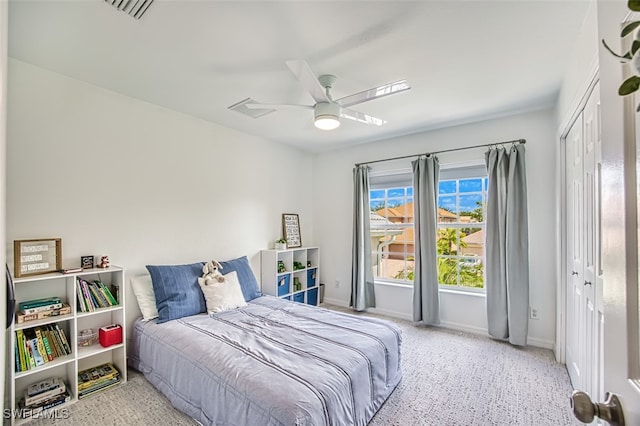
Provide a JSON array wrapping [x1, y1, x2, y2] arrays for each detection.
[[566, 108, 584, 390], [565, 82, 603, 404]]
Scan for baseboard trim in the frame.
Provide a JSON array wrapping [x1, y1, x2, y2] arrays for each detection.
[[321, 297, 348, 308], [321, 297, 554, 350], [438, 320, 488, 336]]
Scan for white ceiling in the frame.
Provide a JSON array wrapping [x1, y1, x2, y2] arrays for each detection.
[[8, 0, 591, 153]]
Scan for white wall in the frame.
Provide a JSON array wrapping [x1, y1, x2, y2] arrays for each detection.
[[556, 0, 599, 130], [313, 108, 558, 348], [6, 59, 315, 337]]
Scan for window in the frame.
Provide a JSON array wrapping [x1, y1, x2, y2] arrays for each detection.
[[437, 174, 487, 290], [370, 183, 414, 283], [369, 165, 487, 291]]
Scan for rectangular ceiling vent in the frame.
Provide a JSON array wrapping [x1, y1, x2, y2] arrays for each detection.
[[228, 98, 276, 119], [105, 0, 154, 20]]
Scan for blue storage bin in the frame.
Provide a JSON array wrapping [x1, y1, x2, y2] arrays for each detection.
[[307, 268, 317, 288], [277, 274, 291, 296], [306, 288, 318, 306], [293, 292, 305, 303]]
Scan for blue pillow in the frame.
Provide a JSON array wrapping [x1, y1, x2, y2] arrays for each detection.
[[146, 262, 206, 323], [218, 256, 262, 301]]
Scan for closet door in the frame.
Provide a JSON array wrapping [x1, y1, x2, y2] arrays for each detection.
[[566, 111, 584, 390], [564, 82, 602, 401], [581, 82, 603, 402]]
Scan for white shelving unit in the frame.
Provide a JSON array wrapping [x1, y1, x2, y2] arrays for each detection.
[[261, 247, 319, 306], [8, 266, 127, 424]]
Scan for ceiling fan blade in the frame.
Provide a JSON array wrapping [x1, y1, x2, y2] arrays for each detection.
[[340, 108, 386, 126], [245, 103, 313, 111], [336, 80, 410, 108], [285, 60, 330, 104]]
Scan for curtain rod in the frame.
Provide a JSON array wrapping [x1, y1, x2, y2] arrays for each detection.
[[354, 138, 526, 167]]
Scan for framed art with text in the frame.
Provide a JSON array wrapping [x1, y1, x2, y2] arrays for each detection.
[[13, 238, 62, 277], [282, 214, 301, 248], [81, 255, 94, 269]]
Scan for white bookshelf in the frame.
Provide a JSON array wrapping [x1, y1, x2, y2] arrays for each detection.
[[261, 247, 319, 306], [8, 266, 127, 424]]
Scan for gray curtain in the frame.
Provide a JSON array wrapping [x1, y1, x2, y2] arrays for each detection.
[[351, 164, 375, 311], [412, 155, 440, 324], [485, 144, 529, 346]]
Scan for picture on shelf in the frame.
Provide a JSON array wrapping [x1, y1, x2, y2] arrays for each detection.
[[282, 214, 301, 248], [13, 238, 62, 277], [81, 255, 94, 269]]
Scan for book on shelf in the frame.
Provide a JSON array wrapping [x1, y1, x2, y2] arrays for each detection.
[[80, 279, 95, 312], [24, 336, 36, 370], [88, 281, 110, 307], [15, 330, 27, 372], [24, 378, 66, 406], [59, 267, 83, 274], [20, 301, 64, 315], [43, 329, 59, 358], [97, 280, 118, 305], [111, 283, 120, 304], [54, 323, 71, 355], [78, 362, 121, 395], [16, 303, 71, 324], [20, 390, 71, 418], [78, 363, 120, 383], [14, 324, 72, 372], [76, 278, 118, 311], [78, 362, 119, 385], [78, 376, 121, 399], [28, 338, 45, 367], [27, 376, 63, 397], [19, 297, 62, 311], [34, 328, 53, 361], [75, 280, 87, 312]]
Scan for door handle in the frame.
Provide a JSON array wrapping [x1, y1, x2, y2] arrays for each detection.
[[571, 271, 579, 276], [584, 281, 592, 286], [570, 390, 625, 426]]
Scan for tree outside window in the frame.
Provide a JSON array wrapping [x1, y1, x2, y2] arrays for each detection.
[[437, 177, 487, 289], [369, 173, 487, 291]]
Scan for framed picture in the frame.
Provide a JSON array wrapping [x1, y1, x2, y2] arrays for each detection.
[[14, 238, 62, 278], [81, 255, 94, 269], [282, 214, 301, 248]]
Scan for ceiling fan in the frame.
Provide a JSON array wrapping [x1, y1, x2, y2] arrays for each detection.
[[228, 60, 410, 130]]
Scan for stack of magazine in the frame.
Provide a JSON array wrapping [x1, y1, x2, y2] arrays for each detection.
[[19, 377, 71, 418], [77, 362, 121, 399]]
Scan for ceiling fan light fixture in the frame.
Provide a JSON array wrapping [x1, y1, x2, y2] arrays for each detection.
[[315, 116, 340, 130], [314, 102, 341, 130]]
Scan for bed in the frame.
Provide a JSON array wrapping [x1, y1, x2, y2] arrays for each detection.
[[128, 258, 402, 426]]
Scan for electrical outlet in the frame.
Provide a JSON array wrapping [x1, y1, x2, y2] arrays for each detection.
[[530, 307, 540, 320], [335, 279, 340, 288]]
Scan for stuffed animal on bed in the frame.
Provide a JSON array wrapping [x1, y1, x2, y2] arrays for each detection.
[[201, 260, 226, 285], [197, 261, 247, 314]]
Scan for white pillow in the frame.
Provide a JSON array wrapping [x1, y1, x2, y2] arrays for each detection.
[[130, 275, 159, 321], [198, 270, 247, 314]]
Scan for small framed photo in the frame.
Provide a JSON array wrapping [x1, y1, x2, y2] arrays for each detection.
[[81, 255, 94, 269], [14, 238, 62, 278], [282, 213, 301, 248]]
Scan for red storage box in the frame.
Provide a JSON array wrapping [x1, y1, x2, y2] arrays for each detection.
[[99, 324, 122, 347]]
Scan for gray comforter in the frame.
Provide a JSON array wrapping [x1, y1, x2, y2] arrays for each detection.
[[129, 296, 402, 426]]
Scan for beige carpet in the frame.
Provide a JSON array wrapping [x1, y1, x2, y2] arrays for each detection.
[[23, 306, 580, 426]]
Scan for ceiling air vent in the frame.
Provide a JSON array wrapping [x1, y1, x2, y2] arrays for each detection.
[[228, 98, 276, 119], [105, 0, 154, 20]]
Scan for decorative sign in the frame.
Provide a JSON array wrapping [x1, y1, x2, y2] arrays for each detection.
[[14, 238, 62, 277], [81, 255, 94, 269], [282, 214, 301, 248]]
